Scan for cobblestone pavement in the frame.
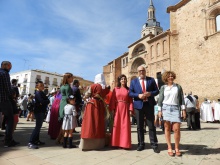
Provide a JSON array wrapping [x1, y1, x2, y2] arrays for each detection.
[[0, 118, 220, 165]]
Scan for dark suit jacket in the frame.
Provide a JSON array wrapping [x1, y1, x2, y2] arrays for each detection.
[[129, 77, 159, 110]]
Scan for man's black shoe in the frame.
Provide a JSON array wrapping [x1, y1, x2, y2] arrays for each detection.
[[137, 145, 144, 151], [34, 141, 45, 145], [4, 140, 19, 148], [153, 147, 160, 153], [11, 140, 20, 146]]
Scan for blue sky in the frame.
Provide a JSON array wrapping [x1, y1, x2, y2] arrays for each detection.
[[0, 0, 180, 81]]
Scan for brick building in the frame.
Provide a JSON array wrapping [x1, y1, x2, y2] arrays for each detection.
[[103, 0, 220, 101]]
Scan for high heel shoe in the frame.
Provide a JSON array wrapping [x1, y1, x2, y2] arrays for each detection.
[[175, 149, 182, 157], [168, 148, 174, 156]]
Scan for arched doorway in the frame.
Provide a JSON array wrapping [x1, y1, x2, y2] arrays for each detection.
[[130, 57, 147, 73]]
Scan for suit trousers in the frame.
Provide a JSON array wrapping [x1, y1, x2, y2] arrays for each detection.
[[0, 100, 14, 142], [135, 102, 158, 148], [186, 107, 196, 129]]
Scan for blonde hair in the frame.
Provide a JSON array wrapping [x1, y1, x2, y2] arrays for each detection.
[[62, 72, 73, 85], [162, 71, 176, 84]]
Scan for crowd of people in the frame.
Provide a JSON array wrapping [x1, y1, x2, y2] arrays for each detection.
[[1, 60, 220, 157]]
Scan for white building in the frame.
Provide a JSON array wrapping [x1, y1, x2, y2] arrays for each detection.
[[10, 69, 63, 95]]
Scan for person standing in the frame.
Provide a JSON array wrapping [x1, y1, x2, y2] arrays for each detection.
[[48, 91, 62, 140], [19, 95, 28, 118], [200, 98, 214, 123], [214, 99, 220, 122], [26, 95, 35, 121], [109, 74, 133, 149], [57, 73, 74, 144], [62, 95, 77, 148], [79, 73, 109, 150], [0, 61, 19, 147], [185, 92, 197, 130], [59, 73, 74, 122], [129, 65, 160, 153], [158, 71, 186, 157], [194, 95, 201, 129], [28, 81, 49, 149], [72, 79, 82, 129]]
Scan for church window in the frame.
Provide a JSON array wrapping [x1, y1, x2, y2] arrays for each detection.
[[156, 43, 160, 56], [163, 40, 167, 54], [110, 64, 113, 72], [216, 15, 220, 31], [132, 44, 145, 57], [206, 7, 220, 37], [122, 59, 125, 67], [150, 45, 154, 59]]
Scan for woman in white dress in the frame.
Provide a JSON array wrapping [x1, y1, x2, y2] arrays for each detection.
[[214, 99, 220, 122], [62, 95, 77, 148], [200, 98, 214, 122]]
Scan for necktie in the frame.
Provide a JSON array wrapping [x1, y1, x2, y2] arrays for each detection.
[[142, 79, 145, 93]]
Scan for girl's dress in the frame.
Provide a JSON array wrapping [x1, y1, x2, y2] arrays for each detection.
[[62, 104, 77, 130]]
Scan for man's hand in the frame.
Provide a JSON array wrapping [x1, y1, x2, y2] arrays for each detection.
[[138, 94, 146, 100], [144, 92, 151, 97]]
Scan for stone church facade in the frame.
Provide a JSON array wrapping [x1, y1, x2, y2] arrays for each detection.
[[103, 0, 220, 101]]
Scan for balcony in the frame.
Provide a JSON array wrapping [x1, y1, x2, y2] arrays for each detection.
[[35, 78, 41, 83], [52, 81, 58, 86], [44, 80, 50, 85], [23, 78, 27, 83]]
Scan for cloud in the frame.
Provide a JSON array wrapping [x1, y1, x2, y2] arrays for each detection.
[[0, 0, 180, 81]]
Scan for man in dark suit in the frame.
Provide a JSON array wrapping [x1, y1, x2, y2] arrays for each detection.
[[129, 65, 159, 153]]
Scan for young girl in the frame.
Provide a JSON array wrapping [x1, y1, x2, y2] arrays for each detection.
[[62, 95, 77, 148]]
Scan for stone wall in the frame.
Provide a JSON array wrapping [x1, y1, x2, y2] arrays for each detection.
[[169, 0, 220, 101]]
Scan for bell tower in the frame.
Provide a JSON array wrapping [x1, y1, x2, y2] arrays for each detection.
[[141, 0, 163, 38]]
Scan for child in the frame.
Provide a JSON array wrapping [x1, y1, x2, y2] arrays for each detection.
[[62, 95, 77, 148], [28, 81, 50, 149]]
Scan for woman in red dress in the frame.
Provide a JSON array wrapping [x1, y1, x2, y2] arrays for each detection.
[[110, 74, 133, 149], [79, 73, 109, 150]]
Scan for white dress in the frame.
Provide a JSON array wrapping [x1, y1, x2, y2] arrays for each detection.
[[200, 101, 214, 122], [62, 104, 77, 130], [214, 102, 220, 120]]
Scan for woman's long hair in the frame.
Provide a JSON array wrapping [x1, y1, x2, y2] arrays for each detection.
[[117, 74, 129, 90], [61, 72, 73, 85]]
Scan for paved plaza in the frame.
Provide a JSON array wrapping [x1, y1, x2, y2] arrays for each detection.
[[0, 118, 220, 165]]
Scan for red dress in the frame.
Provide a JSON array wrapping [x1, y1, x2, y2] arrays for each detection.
[[81, 84, 109, 139], [48, 93, 62, 139], [109, 87, 133, 149]]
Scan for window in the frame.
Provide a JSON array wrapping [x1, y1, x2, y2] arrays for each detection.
[[163, 40, 167, 54], [132, 44, 145, 57], [206, 7, 220, 37], [45, 77, 50, 85], [150, 45, 154, 58], [36, 75, 41, 82], [156, 43, 160, 56], [110, 64, 113, 72], [216, 15, 220, 31], [122, 59, 125, 67], [53, 78, 57, 86]]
